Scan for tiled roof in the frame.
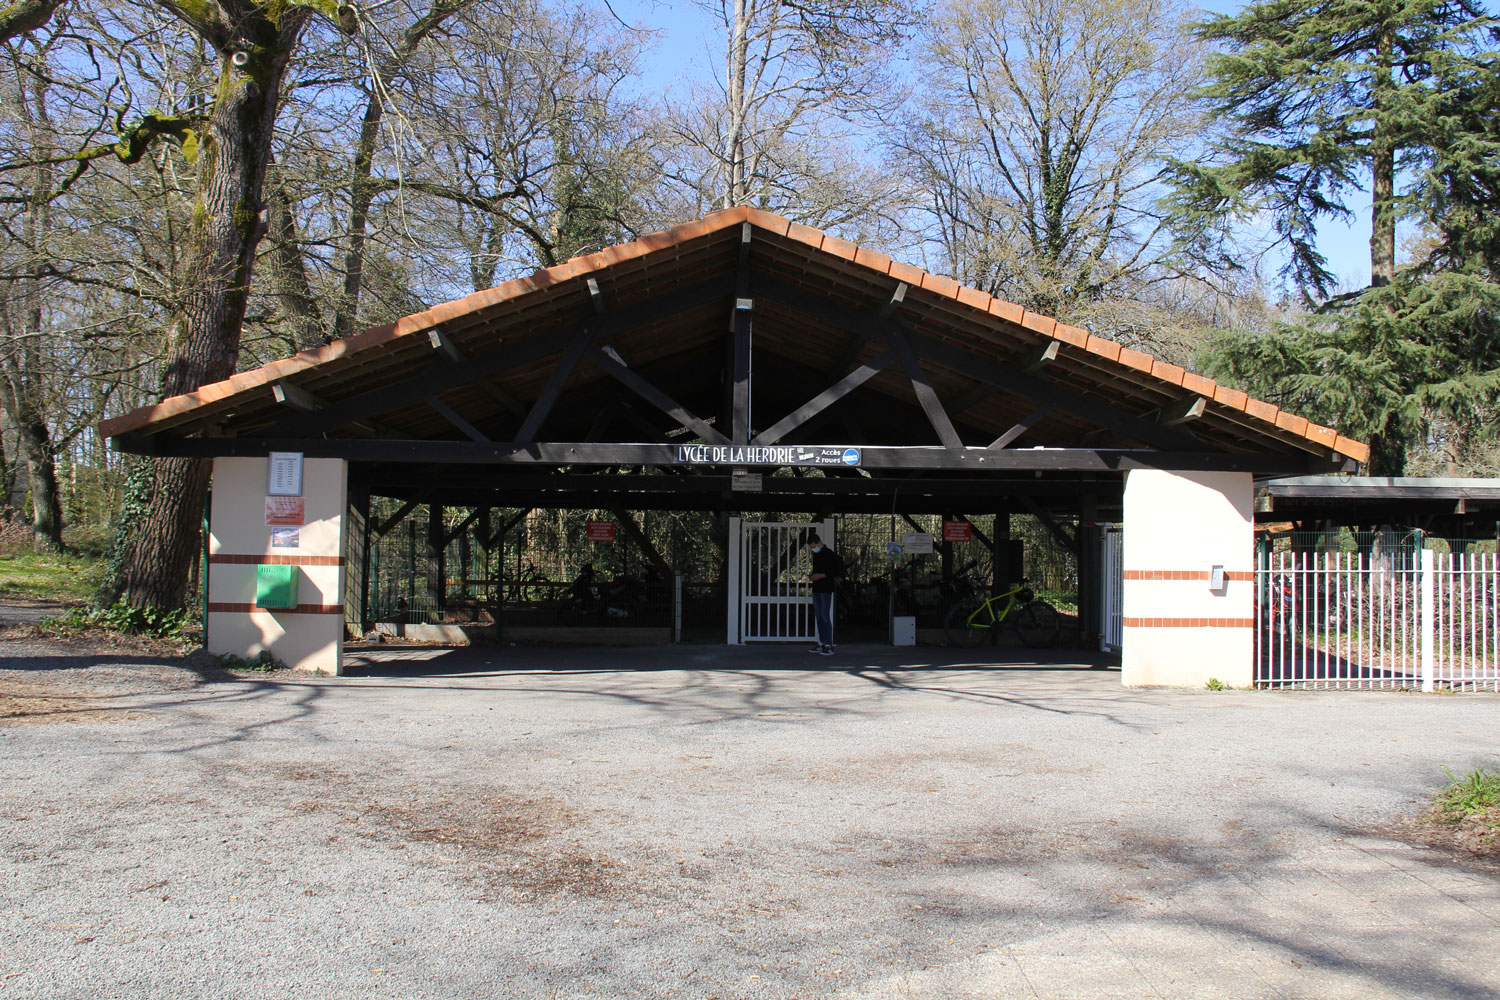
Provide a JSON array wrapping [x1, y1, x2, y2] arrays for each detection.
[[99, 206, 1369, 465]]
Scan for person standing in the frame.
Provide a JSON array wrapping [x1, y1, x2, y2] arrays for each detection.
[[807, 533, 843, 655]]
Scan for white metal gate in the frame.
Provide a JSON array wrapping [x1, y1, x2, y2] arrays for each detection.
[[727, 518, 833, 643], [1098, 525, 1123, 653], [1256, 548, 1499, 690]]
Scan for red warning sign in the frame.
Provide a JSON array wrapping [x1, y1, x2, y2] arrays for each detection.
[[586, 520, 616, 542], [943, 519, 972, 543]]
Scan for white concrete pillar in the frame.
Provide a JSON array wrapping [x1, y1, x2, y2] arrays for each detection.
[[1121, 469, 1254, 688], [206, 457, 347, 675]]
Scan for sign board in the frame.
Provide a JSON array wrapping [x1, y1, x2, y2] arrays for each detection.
[[730, 472, 763, 492], [586, 520, 616, 542], [267, 451, 303, 496], [886, 541, 903, 555], [943, 520, 973, 543], [676, 444, 860, 467], [265, 496, 306, 526], [903, 532, 934, 554], [270, 527, 300, 549]]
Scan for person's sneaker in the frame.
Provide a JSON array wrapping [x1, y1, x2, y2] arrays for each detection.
[[819, 645, 834, 656], [809, 645, 825, 654]]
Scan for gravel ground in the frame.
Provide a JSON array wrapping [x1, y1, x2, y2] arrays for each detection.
[[2, 632, 1499, 1000]]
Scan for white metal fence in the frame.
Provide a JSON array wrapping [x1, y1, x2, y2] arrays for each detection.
[[1255, 549, 1499, 690], [1099, 526, 1123, 653], [728, 519, 834, 642]]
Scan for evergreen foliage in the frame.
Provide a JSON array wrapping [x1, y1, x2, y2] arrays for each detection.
[[1178, 0, 1500, 474]]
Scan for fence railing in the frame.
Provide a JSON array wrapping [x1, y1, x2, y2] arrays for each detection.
[[1255, 549, 1499, 690]]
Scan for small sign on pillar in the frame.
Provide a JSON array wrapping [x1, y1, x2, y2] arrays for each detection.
[[586, 520, 616, 543]]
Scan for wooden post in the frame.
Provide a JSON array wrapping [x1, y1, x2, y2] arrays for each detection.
[[426, 504, 445, 619]]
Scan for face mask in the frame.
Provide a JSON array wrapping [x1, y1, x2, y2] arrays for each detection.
[[811, 546, 822, 553]]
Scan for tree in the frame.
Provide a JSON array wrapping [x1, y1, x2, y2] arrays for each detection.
[[1170, 0, 1491, 298], [101, 0, 355, 608], [1177, 0, 1500, 473], [895, 0, 1211, 341], [663, 0, 912, 232]]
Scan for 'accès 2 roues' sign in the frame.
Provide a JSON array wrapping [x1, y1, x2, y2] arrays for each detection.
[[675, 445, 861, 467]]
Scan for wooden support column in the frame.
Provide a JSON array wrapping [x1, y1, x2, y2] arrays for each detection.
[[427, 504, 445, 617], [352, 483, 371, 633], [1078, 494, 1098, 648]]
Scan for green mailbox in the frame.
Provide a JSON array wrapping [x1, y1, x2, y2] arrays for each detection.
[[255, 564, 300, 610]]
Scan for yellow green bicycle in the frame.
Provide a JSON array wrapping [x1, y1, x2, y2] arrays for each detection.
[[943, 580, 1061, 648]]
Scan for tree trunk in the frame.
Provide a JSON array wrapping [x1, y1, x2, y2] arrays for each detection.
[[724, 0, 752, 207], [109, 6, 310, 610], [263, 164, 326, 353], [1369, 19, 1397, 288], [333, 90, 386, 342], [15, 417, 62, 551]]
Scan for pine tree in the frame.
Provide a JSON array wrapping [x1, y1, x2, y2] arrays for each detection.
[[1174, 0, 1500, 474]]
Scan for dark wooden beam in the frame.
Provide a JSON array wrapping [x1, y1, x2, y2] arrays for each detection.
[[882, 321, 964, 449], [374, 498, 422, 539], [751, 274, 1206, 453], [515, 318, 597, 446], [607, 504, 674, 577], [423, 394, 490, 443], [124, 435, 1335, 474], [1015, 493, 1076, 549], [428, 328, 527, 417], [753, 349, 897, 445], [441, 505, 485, 548], [990, 403, 1054, 449], [583, 345, 730, 445], [261, 275, 735, 440]]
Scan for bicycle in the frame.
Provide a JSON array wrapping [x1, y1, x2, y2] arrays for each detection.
[[943, 580, 1060, 648]]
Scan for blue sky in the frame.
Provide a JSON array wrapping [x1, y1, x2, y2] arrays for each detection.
[[605, 0, 1495, 292]]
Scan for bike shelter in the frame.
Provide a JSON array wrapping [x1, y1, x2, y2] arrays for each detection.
[[100, 207, 1367, 686]]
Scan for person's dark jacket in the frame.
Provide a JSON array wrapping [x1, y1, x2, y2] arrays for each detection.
[[810, 547, 843, 594]]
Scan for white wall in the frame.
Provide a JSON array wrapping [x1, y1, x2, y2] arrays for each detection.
[[1121, 470, 1254, 687], [207, 457, 347, 674]]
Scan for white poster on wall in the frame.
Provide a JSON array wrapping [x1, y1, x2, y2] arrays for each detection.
[[267, 451, 303, 496]]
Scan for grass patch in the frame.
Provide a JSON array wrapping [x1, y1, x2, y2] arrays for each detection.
[[38, 604, 200, 644], [1422, 767, 1500, 854], [0, 550, 105, 602]]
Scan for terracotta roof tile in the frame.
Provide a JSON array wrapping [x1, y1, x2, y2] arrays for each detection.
[[1275, 412, 1309, 436], [955, 285, 990, 311], [988, 299, 1025, 325], [1052, 324, 1088, 348], [745, 208, 791, 235], [920, 272, 962, 298], [888, 260, 925, 286], [785, 222, 824, 248], [1117, 346, 1154, 373], [1085, 335, 1120, 362], [1244, 398, 1279, 423], [1336, 436, 1370, 463], [1213, 385, 1249, 411], [820, 235, 858, 261], [1305, 424, 1338, 448], [1181, 371, 1216, 396], [1021, 311, 1057, 336], [1151, 361, 1186, 386], [854, 247, 893, 273]]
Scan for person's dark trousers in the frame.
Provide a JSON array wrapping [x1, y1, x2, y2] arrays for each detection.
[[813, 592, 834, 647]]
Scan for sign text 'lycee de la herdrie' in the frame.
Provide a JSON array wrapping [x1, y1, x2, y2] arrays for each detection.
[[675, 445, 862, 467]]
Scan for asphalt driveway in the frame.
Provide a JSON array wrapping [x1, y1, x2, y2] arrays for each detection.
[[2, 638, 1497, 999]]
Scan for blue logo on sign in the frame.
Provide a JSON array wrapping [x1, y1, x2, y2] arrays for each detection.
[[842, 448, 861, 465]]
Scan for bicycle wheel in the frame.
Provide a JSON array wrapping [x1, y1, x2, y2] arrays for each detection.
[[944, 599, 992, 648], [1014, 600, 1060, 648]]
